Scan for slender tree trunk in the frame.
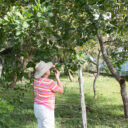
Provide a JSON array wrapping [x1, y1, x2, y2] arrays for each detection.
[[22, 58, 28, 70], [93, 50, 100, 100], [9, 57, 28, 88], [78, 67, 87, 128], [97, 31, 128, 118], [68, 69, 74, 82], [9, 74, 17, 88], [0, 58, 3, 78]]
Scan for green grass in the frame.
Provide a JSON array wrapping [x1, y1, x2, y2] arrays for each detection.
[[1, 72, 128, 128]]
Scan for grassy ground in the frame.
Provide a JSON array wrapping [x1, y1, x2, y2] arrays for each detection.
[[1, 72, 128, 128]]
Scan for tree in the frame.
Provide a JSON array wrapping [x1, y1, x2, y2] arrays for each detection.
[[97, 31, 128, 118], [85, 0, 128, 117], [0, 0, 60, 87], [89, 49, 101, 99], [66, 0, 128, 118]]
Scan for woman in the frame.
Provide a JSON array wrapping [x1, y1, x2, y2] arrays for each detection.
[[34, 61, 63, 128]]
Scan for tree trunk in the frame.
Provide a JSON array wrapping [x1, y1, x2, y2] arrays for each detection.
[[93, 50, 100, 99], [97, 31, 128, 118], [93, 74, 98, 99], [22, 58, 28, 70], [0, 58, 3, 78], [68, 69, 74, 82], [78, 67, 87, 128], [120, 82, 128, 118], [9, 74, 17, 88], [9, 57, 28, 88]]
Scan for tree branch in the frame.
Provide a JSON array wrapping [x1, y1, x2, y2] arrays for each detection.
[[97, 30, 120, 82]]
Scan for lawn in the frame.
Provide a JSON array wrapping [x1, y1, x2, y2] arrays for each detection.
[[1, 72, 128, 128]]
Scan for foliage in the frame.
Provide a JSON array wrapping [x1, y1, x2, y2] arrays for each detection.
[[0, 0, 60, 82], [0, 98, 14, 128], [69, 0, 128, 74], [0, 0, 128, 83]]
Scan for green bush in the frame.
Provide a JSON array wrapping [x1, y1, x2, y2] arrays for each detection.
[[0, 98, 14, 128]]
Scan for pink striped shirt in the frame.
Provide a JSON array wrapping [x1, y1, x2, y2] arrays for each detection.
[[34, 78, 59, 110]]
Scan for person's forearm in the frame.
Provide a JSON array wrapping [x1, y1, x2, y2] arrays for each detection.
[[56, 77, 63, 92]]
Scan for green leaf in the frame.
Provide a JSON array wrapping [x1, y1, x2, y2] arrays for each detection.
[[23, 22, 29, 28], [4, 16, 8, 21], [37, 12, 42, 17], [16, 31, 21, 36], [15, 12, 23, 19], [46, 5, 53, 11], [47, 12, 54, 17], [34, 6, 38, 11]]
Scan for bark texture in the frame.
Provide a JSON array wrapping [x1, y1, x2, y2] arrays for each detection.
[[93, 50, 100, 99], [68, 69, 74, 82], [78, 67, 87, 128]]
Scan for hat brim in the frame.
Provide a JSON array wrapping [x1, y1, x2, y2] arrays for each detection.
[[34, 62, 53, 78]]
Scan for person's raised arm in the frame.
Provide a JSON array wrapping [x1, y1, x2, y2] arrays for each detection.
[[54, 70, 63, 94]]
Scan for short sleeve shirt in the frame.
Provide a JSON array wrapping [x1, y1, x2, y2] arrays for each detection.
[[34, 78, 59, 110]]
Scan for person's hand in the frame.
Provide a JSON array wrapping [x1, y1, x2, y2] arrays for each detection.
[[55, 70, 60, 79], [51, 65, 55, 69]]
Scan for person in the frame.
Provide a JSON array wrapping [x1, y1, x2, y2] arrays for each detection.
[[34, 61, 63, 128]]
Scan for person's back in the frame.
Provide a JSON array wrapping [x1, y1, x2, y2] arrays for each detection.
[[33, 61, 63, 128], [34, 78, 59, 110]]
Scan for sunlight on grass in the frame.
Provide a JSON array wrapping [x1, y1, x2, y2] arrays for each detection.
[[1, 72, 128, 128]]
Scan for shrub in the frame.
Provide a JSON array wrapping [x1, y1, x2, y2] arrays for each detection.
[[0, 98, 14, 128]]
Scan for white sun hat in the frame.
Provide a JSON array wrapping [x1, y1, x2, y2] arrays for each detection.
[[34, 61, 53, 78]]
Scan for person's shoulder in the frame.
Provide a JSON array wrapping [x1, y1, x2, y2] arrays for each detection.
[[34, 78, 40, 82], [44, 78, 55, 86], [45, 78, 54, 82], [34, 78, 42, 82]]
